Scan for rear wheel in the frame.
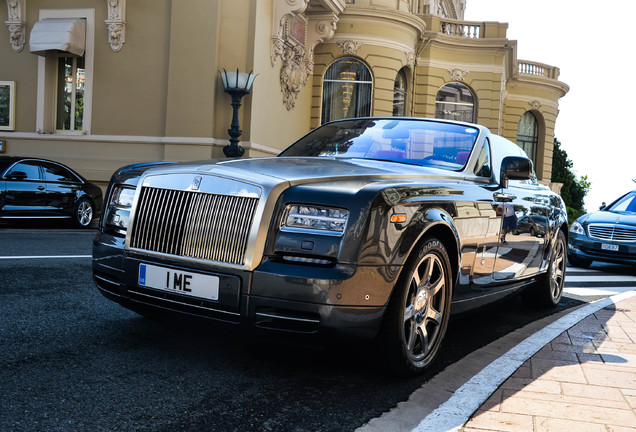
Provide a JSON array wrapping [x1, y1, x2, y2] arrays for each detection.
[[527, 230, 567, 307], [74, 197, 94, 228], [375, 237, 452, 376]]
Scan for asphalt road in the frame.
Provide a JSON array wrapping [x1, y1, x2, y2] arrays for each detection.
[[0, 222, 597, 432]]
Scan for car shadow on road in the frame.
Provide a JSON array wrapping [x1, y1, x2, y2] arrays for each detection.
[[585, 261, 636, 276], [91, 293, 587, 431], [0, 218, 99, 230]]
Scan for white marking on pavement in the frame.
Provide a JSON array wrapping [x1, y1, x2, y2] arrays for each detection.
[[0, 255, 91, 259], [565, 287, 636, 296], [411, 290, 636, 432], [567, 267, 601, 273], [566, 275, 636, 282]]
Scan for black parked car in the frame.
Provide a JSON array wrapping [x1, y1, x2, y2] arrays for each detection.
[[515, 215, 547, 237], [93, 118, 568, 375], [0, 156, 103, 227], [568, 190, 636, 267]]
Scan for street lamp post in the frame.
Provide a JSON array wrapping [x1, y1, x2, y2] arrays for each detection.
[[220, 69, 256, 158]]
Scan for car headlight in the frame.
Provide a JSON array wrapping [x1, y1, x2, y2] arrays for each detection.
[[104, 185, 136, 230], [281, 204, 349, 235], [570, 221, 585, 236]]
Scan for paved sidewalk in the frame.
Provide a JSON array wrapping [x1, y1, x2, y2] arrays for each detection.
[[461, 295, 636, 432]]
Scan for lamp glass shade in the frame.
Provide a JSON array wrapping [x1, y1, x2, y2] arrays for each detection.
[[221, 69, 255, 92]]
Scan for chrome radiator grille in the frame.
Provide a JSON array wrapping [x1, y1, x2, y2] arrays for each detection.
[[130, 186, 259, 265], [588, 224, 636, 242]]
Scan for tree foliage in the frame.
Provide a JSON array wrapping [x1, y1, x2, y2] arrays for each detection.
[[551, 137, 590, 220]]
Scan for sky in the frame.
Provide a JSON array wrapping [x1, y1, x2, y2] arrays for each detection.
[[464, 0, 636, 212]]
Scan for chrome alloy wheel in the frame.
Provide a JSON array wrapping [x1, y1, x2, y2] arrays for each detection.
[[376, 237, 452, 375], [76, 199, 93, 227], [527, 230, 567, 308], [402, 251, 447, 364], [549, 232, 566, 302]]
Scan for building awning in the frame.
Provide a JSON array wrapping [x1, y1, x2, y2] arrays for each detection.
[[29, 18, 86, 57]]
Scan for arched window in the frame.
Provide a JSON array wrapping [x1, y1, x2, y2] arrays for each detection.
[[516, 111, 539, 162], [321, 58, 372, 124], [435, 83, 475, 123], [393, 69, 407, 116]]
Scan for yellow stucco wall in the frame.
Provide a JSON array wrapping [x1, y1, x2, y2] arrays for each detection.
[[0, 0, 567, 189], [248, 0, 313, 156]]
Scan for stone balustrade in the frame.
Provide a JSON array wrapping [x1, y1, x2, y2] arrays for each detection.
[[417, 14, 509, 39], [440, 18, 483, 38], [518, 60, 561, 79]]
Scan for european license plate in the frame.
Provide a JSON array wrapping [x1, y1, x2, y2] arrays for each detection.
[[601, 243, 619, 252], [138, 263, 219, 300]]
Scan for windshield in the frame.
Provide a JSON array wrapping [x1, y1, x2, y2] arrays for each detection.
[[608, 191, 636, 213], [278, 119, 480, 171]]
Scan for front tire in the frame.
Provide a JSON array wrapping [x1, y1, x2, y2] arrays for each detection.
[[375, 237, 452, 376], [74, 197, 94, 228]]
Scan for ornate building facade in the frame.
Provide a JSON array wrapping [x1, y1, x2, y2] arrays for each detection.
[[0, 0, 568, 189]]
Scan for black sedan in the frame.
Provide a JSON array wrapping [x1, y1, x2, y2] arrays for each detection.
[[93, 118, 568, 375], [568, 190, 636, 267], [0, 156, 103, 228]]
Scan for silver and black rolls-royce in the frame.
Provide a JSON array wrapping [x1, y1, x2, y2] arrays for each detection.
[[93, 118, 568, 375]]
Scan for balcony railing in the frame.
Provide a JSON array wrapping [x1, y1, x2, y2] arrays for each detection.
[[440, 19, 482, 38], [518, 60, 560, 79], [415, 14, 508, 39]]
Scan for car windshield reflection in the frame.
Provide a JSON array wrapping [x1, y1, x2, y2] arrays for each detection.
[[278, 118, 480, 170], [607, 191, 636, 214]]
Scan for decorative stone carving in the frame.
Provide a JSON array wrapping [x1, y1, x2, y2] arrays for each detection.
[[280, 44, 308, 110], [449, 68, 468, 82], [306, 13, 338, 63], [5, 0, 26, 52], [105, 0, 126, 52], [271, 1, 340, 110], [529, 100, 542, 110], [337, 40, 362, 55], [301, 13, 338, 85], [271, 0, 308, 66]]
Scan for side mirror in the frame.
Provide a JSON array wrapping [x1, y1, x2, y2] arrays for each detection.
[[500, 156, 533, 188]]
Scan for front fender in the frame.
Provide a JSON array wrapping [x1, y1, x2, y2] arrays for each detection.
[[358, 200, 460, 271]]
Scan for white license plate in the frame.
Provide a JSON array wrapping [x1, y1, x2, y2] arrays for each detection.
[[138, 263, 219, 301], [601, 243, 619, 252]]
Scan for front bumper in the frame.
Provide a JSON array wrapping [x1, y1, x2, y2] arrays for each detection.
[[92, 232, 395, 340], [568, 232, 636, 265]]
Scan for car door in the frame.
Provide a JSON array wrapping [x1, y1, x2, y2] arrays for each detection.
[[492, 179, 548, 281], [1, 161, 46, 215], [455, 138, 503, 289], [40, 161, 81, 215]]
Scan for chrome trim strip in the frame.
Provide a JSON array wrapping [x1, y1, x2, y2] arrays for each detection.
[[254, 312, 320, 324], [94, 274, 118, 284], [279, 226, 345, 237]]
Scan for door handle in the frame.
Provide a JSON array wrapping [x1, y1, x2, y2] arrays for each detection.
[[493, 192, 515, 202], [37, 186, 45, 191]]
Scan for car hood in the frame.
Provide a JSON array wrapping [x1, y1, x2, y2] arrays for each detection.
[[582, 210, 636, 226], [169, 156, 460, 185]]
